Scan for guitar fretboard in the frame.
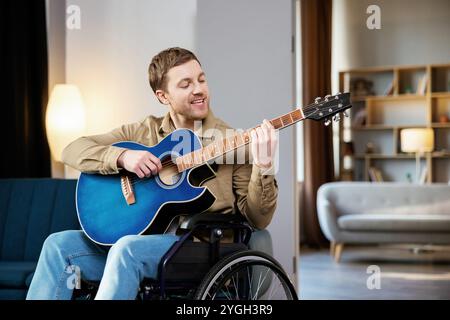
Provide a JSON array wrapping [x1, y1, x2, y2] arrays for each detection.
[[175, 108, 305, 172]]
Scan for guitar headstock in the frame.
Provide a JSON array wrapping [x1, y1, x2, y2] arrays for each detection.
[[303, 92, 352, 126]]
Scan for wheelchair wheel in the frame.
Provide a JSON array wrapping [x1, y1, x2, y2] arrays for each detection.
[[194, 250, 298, 300]]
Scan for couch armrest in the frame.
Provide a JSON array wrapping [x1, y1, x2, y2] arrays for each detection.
[[316, 197, 342, 242]]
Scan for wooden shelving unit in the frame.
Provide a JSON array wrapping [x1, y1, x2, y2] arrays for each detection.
[[338, 63, 450, 183]]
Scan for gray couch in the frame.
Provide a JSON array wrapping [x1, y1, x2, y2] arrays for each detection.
[[317, 182, 450, 262]]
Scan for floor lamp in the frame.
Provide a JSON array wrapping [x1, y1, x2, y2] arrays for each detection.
[[45, 84, 86, 178]]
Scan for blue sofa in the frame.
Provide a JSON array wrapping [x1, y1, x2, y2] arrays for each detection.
[[0, 179, 80, 300]]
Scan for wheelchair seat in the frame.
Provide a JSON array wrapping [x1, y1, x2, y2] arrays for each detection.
[[178, 212, 273, 256], [178, 212, 247, 229]]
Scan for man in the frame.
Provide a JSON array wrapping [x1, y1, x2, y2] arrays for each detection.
[[27, 47, 278, 300]]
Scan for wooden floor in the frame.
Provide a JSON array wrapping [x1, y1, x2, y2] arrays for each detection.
[[298, 244, 450, 299]]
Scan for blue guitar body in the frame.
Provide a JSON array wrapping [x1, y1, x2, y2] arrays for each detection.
[[76, 129, 217, 245]]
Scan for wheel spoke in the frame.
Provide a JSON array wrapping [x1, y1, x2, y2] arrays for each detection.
[[255, 267, 271, 299], [224, 280, 233, 300], [247, 266, 253, 299], [252, 272, 263, 300], [231, 271, 239, 300], [220, 287, 232, 300]]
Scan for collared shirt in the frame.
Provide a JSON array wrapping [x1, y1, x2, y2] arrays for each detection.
[[62, 110, 278, 229]]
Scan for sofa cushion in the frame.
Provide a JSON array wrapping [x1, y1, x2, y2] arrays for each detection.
[[320, 182, 450, 216], [0, 289, 27, 300], [0, 179, 80, 262], [0, 261, 36, 288], [338, 214, 450, 232]]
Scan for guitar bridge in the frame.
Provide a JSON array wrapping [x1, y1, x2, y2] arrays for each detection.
[[120, 175, 136, 205]]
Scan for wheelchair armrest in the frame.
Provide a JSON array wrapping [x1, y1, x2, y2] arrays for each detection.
[[179, 212, 247, 230]]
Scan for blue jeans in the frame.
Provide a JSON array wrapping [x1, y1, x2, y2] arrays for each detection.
[[26, 230, 179, 300]]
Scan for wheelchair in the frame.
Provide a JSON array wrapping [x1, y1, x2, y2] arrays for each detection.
[[74, 212, 298, 300]]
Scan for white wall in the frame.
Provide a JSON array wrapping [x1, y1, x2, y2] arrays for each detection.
[[197, 0, 298, 281], [66, 0, 197, 134], [47, 0, 66, 91]]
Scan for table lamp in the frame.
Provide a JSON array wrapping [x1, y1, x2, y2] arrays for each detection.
[[400, 128, 434, 183]]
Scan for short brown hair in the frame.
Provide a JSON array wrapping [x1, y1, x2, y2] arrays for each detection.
[[148, 47, 201, 93]]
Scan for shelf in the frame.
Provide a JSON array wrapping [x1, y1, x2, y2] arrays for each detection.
[[341, 64, 437, 74], [353, 152, 450, 159], [352, 125, 394, 130], [355, 93, 450, 99], [432, 152, 450, 158], [431, 123, 450, 128], [351, 125, 428, 130], [431, 63, 450, 68], [354, 154, 415, 159], [367, 94, 427, 101], [339, 63, 450, 183], [351, 124, 450, 130], [431, 92, 450, 98], [342, 66, 395, 74]]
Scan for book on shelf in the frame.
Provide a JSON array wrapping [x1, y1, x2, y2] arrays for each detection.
[[383, 79, 394, 96], [419, 166, 428, 184], [368, 167, 384, 182], [416, 74, 428, 95], [352, 109, 367, 126]]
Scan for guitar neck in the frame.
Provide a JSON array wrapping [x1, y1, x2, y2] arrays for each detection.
[[175, 108, 306, 172]]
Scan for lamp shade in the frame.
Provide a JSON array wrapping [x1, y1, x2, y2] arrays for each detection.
[[45, 84, 86, 162], [400, 128, 434, 153]]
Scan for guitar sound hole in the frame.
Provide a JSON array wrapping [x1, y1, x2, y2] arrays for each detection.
[[158, 155, 182, 186]]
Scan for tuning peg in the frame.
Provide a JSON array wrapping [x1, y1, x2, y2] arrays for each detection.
[[324, 118, 331, 126], [314, 97, 321, 104], [343, 111, 349, 117], [324, 95, 331, 101]]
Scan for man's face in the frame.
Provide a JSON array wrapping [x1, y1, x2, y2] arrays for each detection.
[[157, 59, 210, 121]]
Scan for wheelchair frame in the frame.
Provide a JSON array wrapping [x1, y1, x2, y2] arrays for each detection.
[[148, 213, 253, 299]]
